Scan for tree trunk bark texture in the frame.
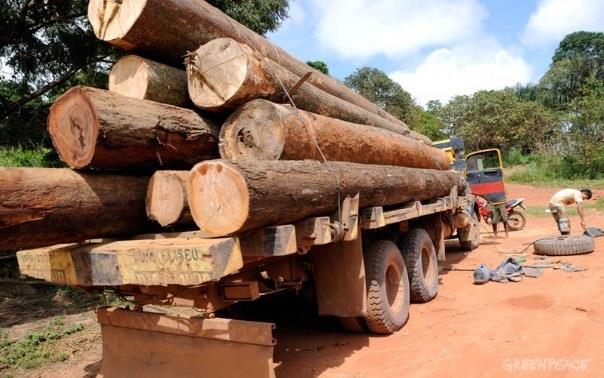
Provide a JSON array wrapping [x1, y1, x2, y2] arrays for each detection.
[[48, 86, 219, 170], [187, 159, 461, 237]]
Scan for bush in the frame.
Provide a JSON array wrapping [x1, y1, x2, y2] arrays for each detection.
[[0, 146, 63, 168]]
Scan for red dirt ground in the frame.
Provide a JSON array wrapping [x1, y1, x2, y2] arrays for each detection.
[[273, 184, 604, 377], [9, 183, 604, 377]]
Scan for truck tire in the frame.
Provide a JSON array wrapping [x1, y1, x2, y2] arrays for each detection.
[[338, 317, 367, 333], [507, 210, 526, 231], [458, 209, 480, 251], [363, 240, 410, 334], [534, 235, 594, 256], [399, 229, 438, 303]]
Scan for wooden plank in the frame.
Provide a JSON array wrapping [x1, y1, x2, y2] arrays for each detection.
[[239, 225, 297, 258], [17, 238, 243, 287]]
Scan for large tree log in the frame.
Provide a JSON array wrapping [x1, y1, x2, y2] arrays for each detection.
[[146, 170, 192, 227], [187, 39, 428, 143], [188, 160, 461, 237], [48, 86, 219, 170], [109, 55, 189, 107], [87, 0, 407, 129], [0, 168, 150, 251], [220, 100, 450, 170]]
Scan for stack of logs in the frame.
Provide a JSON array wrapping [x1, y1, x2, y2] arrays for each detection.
[[0, 0, 461, 251]]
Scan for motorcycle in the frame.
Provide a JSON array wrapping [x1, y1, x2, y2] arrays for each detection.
[[476, 197, 527, 231]]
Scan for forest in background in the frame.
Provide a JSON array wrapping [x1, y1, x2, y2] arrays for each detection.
[[1, 1, 602, 182]]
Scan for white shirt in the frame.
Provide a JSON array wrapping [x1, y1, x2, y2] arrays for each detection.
[[549, 189, 583, 207]]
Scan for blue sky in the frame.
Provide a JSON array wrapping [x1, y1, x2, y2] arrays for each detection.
[[267, 0, 604, 106]]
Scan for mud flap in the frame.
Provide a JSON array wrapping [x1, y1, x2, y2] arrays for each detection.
[[97, 308, 276, 378]]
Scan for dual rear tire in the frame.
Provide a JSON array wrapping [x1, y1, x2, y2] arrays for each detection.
[[341, 229, 439, 334]]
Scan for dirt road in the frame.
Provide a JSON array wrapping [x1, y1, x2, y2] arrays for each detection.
[[4, 183, 603, 377], [274, 183, 604, 377]]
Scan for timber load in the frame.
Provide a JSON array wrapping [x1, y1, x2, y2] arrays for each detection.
[[5, 0, 456, 264], [48, 86, 219, 170], [146, 170, 192, 227], [87, 0, 408, 129], [186, 38, 428, 143], [220, 99, 450, 169], [109, 55, 189, 107], [0, 168, 150, 251], [187, 159, 462, 237]]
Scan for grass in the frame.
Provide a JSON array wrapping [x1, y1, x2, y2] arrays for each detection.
[[0, 146, 63, 168], [506, 165, 604, 189], [523, 199, 604, 218], [0, 317, 84, 373]]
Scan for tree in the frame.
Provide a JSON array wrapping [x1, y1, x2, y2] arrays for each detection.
[[539, 31, 604, 109], [207, 0, 289, 36], [306, 60, 329, 75], [0, 0, 290, 149], [440, 90, 558, 153], [344, 67, 419, 127]]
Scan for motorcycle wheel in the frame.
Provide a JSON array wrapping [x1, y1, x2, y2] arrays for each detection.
[[507, 210, 526, 231]]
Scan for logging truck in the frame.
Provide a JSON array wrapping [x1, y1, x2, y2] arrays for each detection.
[[17, 176, 479, 377], [7, 1, 482, 376]]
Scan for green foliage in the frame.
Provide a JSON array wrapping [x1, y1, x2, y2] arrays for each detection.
[[207, 0, 289, 35], [306, 60, 329, 75], [344, 67, 419, 127], [0, 317, 84, 371], [439, 90, 558, 152], [0, 146, 63, 167], [538, 31, 604, 109], [415, 109, 447, 141]]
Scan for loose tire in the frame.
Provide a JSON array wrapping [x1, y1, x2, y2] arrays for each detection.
[[399, 229, 439, 303], [507, 210, 526, 231], [338, 317, 367, 333], [534, 235, 594, 256], [363, 240, 410, 334]]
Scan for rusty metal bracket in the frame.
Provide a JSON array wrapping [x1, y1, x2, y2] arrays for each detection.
[[329, 194, 360, 242]]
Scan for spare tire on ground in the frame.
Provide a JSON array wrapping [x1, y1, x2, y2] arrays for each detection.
[[534, 235, 594, 256]]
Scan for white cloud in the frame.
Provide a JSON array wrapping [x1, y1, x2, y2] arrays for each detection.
[[311, 0, 487, 58], [391, 40, 532, 105], [523, 0, 604, 46]]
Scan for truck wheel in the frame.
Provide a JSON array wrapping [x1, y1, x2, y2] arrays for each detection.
[[338, 317, 367, 333], [507, 211, 526, 231], [458, 210, 480, 251], [363, 240, 410, 334], [534, 235, 594, 256], [399, 229, 438, 303]]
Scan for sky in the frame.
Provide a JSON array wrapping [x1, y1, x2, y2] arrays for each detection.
[[267, 0, 604, 106]]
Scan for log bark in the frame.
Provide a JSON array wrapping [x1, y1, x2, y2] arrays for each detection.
[[188, 160, 462, 237], [48, 86, 219, 170], [87, 0, 408, 130], [109, 55, 189, 107], [0, 168, 150, 251], [220, 100, 450, 170], [187, 39, 428, 143], [146, 170, 192, 227]]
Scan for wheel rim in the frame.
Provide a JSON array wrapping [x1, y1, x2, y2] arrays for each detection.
[[385, 263, 405, 310], [508, 213, 524, 229]]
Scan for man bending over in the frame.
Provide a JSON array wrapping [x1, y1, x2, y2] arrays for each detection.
[[549, 188, 592, 235]]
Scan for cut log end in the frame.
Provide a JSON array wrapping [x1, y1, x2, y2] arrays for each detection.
[[88, 0, 146, 43], [187, 38, 253, 110], [146, 172, 186, 227], [188, 161, 249, 237], [219, 100, 287, 160], [47, 87, 98, 169], [108, 55, 149, 99]]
